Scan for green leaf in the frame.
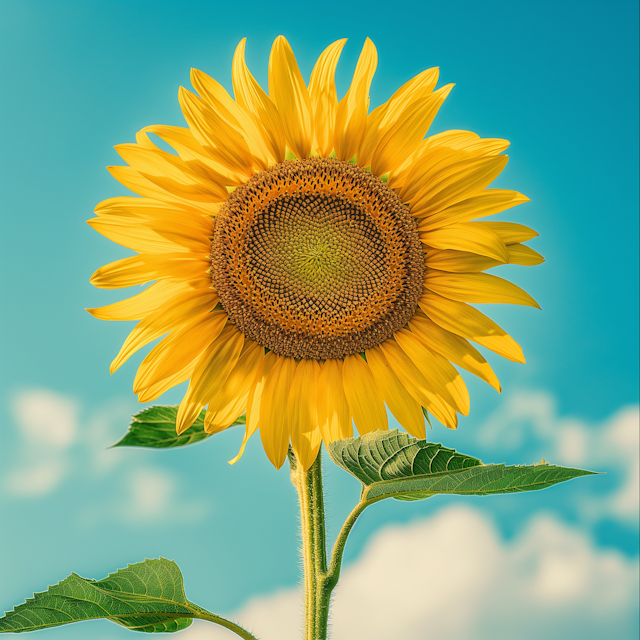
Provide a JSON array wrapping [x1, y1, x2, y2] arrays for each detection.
[[112, 405, 245, 449], [0, 558, 197, 633], [327, 429, 595, 502]]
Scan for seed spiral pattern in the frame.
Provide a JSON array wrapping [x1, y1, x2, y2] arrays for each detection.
[[211, 157, 424, 359]]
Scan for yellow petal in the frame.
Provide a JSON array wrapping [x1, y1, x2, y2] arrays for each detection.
[[379, 340, 458, 429], [419, 291, 525, 362], [507, 243, 545, 266], [133, 311, 227, 394], [333, 38, 377, 161], [231, 351, 278, 465], [316, 359, 352, 444], [178, 86, 255, 179], [478, 221, 538, 244], [94, 196, 216, 231], [417, 189, 530, 232], [309, 39, 347, 157], [420, 221, 509, 262], [176, 325, 244, 434], [424, 271, 540, 308], [90, 253, 209, 290], [288, 359, 322, 471], [106, 166, 219, 215], [191, 68, 270, 169], [259, 356, 296, 469], [110, 288, 218, 373], [357, 67, 440, 169], [114, 143, 228, 203], [138, 358, 197, 403], [86, 280, 189, 321], [394, 329, 470, 416], [425, 248, 501, 272], [366, 346, 426, 438], [268, 36, 313, 160], [232, 38, 286, 164], [139, 125, 246, 186], [87, 216, 206, 255], [341, 354, 387, 435], [370, 84, 454, 177], [204, 339, 265, 434], [409, 315, 501, 391], [411, 155, 509, 217]]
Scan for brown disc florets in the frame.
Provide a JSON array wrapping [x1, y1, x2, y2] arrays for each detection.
[[211, 157, 424, 360]]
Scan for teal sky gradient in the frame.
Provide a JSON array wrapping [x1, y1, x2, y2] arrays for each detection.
[[1, 1, 638, 638]]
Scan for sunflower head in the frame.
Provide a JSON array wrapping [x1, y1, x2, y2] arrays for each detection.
[[88, 35, 542, 470]]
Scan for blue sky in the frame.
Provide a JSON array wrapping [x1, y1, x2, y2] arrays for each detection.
[[0, 1, 638, 639]]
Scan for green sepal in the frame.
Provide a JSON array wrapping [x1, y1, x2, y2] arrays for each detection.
[[112, 405, 245, 449], [0, 559, 199, 633], [327, 430, 595, 502]]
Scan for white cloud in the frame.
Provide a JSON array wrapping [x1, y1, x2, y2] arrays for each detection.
[[477, 392, 639, 525], [3, 389, 208, 524], [179, 506, 639, 640], [12, 389, 78, 447], [3, 389, 80, 495], [111, 467, 208, 525]]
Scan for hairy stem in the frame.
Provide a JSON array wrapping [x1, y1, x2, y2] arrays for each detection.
[[290, 449, 330, 640], [195, 610, 259, 640]]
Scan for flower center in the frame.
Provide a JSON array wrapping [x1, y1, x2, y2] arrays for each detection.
[[211, 157, 424, 360]]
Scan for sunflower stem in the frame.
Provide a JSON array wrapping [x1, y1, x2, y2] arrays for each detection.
[[289, 448, 330, 640]]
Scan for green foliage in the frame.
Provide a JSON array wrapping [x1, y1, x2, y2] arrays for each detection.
[[0, 559, 201, 633], [112, 406, 245, 449], [327, 430, 595, 502]]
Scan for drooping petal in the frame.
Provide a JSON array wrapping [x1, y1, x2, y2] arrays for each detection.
[[419, 291, 525, 362], [341, 354, 387, 434], [333, 38, 377, 161], [176, 325, 244, 434], [394, 329, 470, 416], [420, 222, 509, 262], [366, 346, 426, 438], [316, 359, 352, 444], [138, 359, 197, 403], [230, 351, 278, 465], [204, 339, 265, 433], [309, 39, 347, 157], [268, 36, 313, 160], [409, 315, 501, 391], [259, 356, 296, 469], [288, 359, 322, 470], [379, 340, 458, 429], [133, 311, 227, 394], [110, 288, 218, 373], [424, 271, 540, 308], [232, 38, 286, 163]]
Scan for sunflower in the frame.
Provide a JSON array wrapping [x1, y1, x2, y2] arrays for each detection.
[[88, 36, 542, 470]]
